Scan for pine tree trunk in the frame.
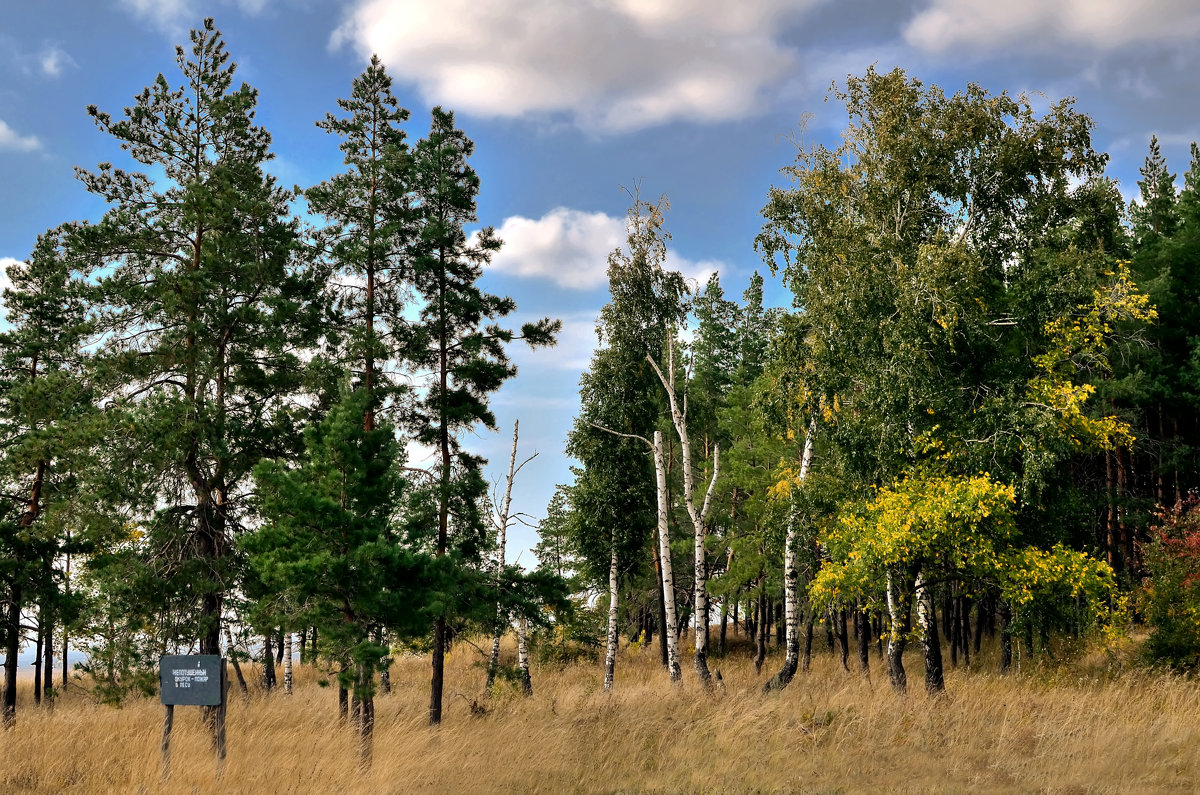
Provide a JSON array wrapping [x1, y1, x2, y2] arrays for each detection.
[[653, 431, 682, 682], [516, 617, 532, 697], [718, 598, 728, 656], [802, 607, 815, 672], [378, 627, 390, 695], [916, 572, 944, 694], [754, 591, 768, 674], [603, 546, 619, 691], [3, 580, 21, 728]]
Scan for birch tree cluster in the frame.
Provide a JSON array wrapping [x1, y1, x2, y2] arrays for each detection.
[[543, 67, 1200, 695]]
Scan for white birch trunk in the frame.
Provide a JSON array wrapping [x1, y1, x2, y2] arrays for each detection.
[[916, 571, 945, 694], [886, 570, 908, 693], [516, 616, 532, 696], [653, 430, 682, 682], [646, 348, 720, 683], [603, 545, 619, 691], [769, 420, 815, 691], [283, 631, 293, 695]]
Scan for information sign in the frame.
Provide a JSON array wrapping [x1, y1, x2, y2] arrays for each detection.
[[159, 654, 223, 706]]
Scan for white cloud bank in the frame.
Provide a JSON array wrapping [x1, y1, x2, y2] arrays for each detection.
[[0, 120, 40, 152], [905, 0, 1200, 54], [487, 207, 726, 290], [331, 0, 824, 132]]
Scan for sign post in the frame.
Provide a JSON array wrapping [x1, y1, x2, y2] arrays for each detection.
[[159, 654, 225, 779]]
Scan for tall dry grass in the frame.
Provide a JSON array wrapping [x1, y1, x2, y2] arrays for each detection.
[[2, 635, 1199, 793]]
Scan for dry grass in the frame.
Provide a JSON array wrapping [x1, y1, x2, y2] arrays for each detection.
[[3, 636, 1200, 793]]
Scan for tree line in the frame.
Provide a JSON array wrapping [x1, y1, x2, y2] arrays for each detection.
[[0, 20, 563, 758]]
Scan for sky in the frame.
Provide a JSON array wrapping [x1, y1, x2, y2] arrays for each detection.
[[2, 0, 1200, 565]]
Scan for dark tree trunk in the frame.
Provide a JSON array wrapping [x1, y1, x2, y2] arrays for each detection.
[[262, 633, 276, 691], [801, 609, 815, 673], [276, 631, 285, 664], [33, 621, 43, 705], [836, 608, 850, 672], [298, 629, 307, 664], [753, 597, 767, 674], [998, 601, 1013, 673], [652, 542, 668, 668], [42, 606, 53, 705], [3, 580, 21, 728], [856, 601, 870, 674]]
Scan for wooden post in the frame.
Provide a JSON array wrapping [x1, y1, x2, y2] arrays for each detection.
[[161, 704, 174, 780], [215, 661, 228, 777]]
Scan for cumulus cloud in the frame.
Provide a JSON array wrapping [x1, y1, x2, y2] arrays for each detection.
[[0, 120, 41, 152], [904, 0, 1200, 54], [331, 0, 824, 132], [487, 207, 728, 290]]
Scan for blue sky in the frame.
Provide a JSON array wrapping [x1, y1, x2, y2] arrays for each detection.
[[2, 0, 1199, 563]]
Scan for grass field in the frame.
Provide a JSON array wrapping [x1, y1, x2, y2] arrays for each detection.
[[2, 634, 1199, 793]]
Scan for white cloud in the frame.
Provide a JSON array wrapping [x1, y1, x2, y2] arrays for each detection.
[[490, 208, 623, 290], [39, 45, 75, 77], [487, 207, 729, 291], [0, 120, 41, 152], [331, 0, 824, 132], [905, 0, 1200, 55]]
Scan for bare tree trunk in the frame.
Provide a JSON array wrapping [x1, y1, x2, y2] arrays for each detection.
[[835, 608, 850, 672], [754, 590, 768, 674], [998, 600, 1013, 673], [488, 421, 525, 692], [916, 572, 944, 694], [516, 617, 532, 697], [603, 546, 619, 691], [653, 430, 682, 682]]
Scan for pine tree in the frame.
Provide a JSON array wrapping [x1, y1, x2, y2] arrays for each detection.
[[74, 19, 322, 665], [247, 387, 426, 765], [405, 107, 558, 724], [306, 55, 413, 431]]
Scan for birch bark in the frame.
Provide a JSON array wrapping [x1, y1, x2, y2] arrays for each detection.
[[653, 430, 683, 682], [767, 421, 815, 691], [646, 350, 719, 684]]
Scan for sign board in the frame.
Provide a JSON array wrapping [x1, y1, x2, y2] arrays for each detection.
[[159, 655, 223, 706]]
